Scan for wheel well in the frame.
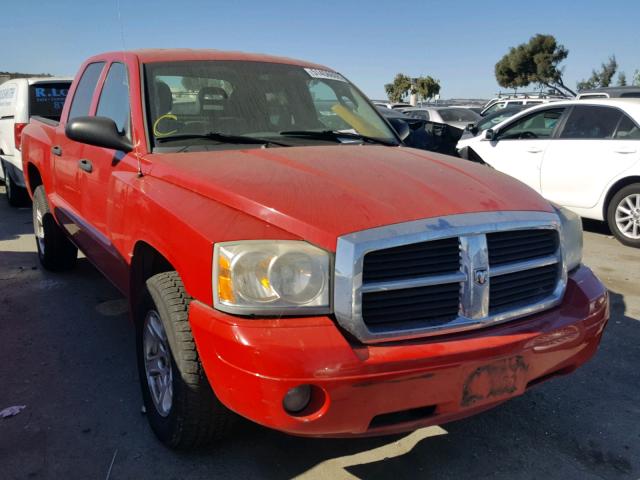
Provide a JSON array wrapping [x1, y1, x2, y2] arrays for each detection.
[[129, 242, 175, 323], [27, 163, 43, 194], [603, 176, 640, 218]]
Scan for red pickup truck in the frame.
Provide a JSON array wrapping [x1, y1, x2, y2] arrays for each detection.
[[21, 50, 609, 450]]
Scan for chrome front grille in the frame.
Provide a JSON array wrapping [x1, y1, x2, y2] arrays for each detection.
[[334, 211, 567, 343]]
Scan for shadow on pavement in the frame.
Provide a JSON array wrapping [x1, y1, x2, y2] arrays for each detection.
[[582, 218, 611, 236]]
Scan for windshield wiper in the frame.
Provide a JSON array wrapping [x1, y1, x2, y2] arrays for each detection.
[[279, 130, 399, 146], [156, 132, 290, 147]]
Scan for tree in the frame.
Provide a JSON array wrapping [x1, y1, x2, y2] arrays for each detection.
[[633, 70, 640, 87], [385, 74, 441, 103], [414, 76, 440, 102], [495, 34, 576, 97], [384, 74, 412, 102], [577, 56, 618, 90], [617, 72, 627, 87]]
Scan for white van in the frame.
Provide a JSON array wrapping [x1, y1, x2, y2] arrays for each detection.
[[0, 77, 72, 205]]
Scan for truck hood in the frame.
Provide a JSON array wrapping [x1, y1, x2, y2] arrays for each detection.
[[147, 145, 553, 250]]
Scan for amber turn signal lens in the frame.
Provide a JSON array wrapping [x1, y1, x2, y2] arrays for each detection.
[[217, 254, 235, 303]]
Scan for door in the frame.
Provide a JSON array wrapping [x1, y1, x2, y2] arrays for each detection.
[[76, 61, 133, 289], [541, 105, 640, 209], [52, 62, 105, 226], [472, 107, 565, 192]]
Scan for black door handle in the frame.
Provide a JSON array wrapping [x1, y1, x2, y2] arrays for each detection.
[[78, 159, 93, 173], [51, 146, 62, 156]]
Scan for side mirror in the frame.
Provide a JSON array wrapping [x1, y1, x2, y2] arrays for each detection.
[[485, 129, 497, 141], [387, 117, 411, 142], [66, 116, 133, 153], [467, 123, 478, 136]]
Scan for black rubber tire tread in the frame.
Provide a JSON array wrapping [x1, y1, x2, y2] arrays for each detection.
[[32, 185, 78, 270], [607, 183, 640, 248], [3, 164, 29, 207], [140, 271, 235, 449]]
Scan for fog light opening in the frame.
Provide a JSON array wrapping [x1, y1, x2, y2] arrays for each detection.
[[283, 385, 312, 414]]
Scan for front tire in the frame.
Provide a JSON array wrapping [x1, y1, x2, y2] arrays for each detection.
[[32, 185, 78, 270], [607, 183, 640, 248], [137, 272, 235, 449]]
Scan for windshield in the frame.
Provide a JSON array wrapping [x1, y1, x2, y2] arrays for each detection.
[[143, 61, 396, 150], [476, 107, 525, 131], [438, 108, 480, 123]]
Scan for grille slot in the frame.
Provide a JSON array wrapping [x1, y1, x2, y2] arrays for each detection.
[[490, 264, 558, 311], [362, 283, 460, 328], [487, 229, 558, 266], [362, 237, 460, 282]]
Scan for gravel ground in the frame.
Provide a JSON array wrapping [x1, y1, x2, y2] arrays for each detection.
[[0, 189, 638, 480]]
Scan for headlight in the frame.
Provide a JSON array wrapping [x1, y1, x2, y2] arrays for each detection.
[[555, 205, 583, 272], [213, 240, 331, 315]]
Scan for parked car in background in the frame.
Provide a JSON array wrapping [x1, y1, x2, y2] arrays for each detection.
[[456, 99, 640, 247], [458, 105, 528, 142], [576, 86, 640, 100], [401, 106, 481, 130], [371, 100, 411, 109], [461, 106, 484, 115], [21, 49, 608, 449], [480, 93, 567, 116], [0, 77, 72, 205]]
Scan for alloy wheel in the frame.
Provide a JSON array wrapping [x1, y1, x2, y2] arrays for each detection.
[[615, 193, 640, 240], [33, 204, 45, 254], [143, 310, 173, 417]]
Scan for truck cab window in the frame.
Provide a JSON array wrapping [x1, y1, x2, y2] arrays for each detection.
[[68, 62, 105, 121], [96, 63, 131, 136]]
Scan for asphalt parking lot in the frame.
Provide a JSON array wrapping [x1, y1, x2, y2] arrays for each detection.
[[1, 188, 638, 480]]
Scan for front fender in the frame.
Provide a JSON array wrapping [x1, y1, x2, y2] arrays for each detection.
[[119, 174, 300, 305]]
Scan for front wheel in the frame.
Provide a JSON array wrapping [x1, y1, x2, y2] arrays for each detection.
[[32, 185, 78, 270], [607, 183, 640, 248], [137, 272, 235, 449]]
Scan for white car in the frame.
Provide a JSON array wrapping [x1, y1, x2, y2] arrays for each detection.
[[456, 99, 640, 247], [400, 106, 481, 130], [0, 77, 72, 205]]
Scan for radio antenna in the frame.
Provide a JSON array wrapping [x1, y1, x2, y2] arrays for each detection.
[[115, 0, 143, 177]]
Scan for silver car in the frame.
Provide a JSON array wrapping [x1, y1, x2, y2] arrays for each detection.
[[401, 106, 481, 130]]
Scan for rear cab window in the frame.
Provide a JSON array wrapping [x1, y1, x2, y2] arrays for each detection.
[[29, 82, 71, 120], [68, 62, 105, 121]]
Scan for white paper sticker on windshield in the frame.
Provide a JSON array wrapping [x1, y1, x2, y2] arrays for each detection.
[[304, 68, 347, 82]]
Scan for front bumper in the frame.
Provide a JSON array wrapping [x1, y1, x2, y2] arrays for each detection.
[[189, 265, 608, 437]]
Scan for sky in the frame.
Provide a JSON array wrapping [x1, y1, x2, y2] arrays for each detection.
[[4, 0, 640, 99]]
